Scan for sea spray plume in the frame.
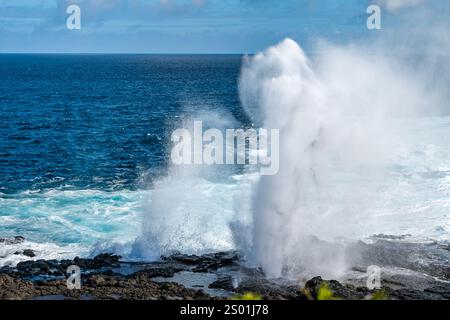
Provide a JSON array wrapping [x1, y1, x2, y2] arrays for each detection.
[[239, 39, 348, 278], [239, 39, 325, 129], [237, 38, 423, 279]]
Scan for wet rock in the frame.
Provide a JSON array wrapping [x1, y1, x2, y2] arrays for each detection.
[[45, 260, 59, 269], [424, 284, 450, 299], [13, 249, 36, 257], [0, 251, 221, 300], [16, 260, 50, 276], [304, 276, 367, 300], [165, 251, 239, 272], [348, 240, 450, 281], [303, 276, 450, 300], [0, 266, 13, 274], [58, 259, 74, 270], [92, 253, 121, 269], [78, 273, 212, 300], [388, 288, 445, 300], [163, 252, 199, 265], [371, 234, 411, 240], [100, 269, 116, 276], [22, 249, 36, 258], [209, 276, 235, 291], [0, 274, 35, 300], [0, 236, 26, 245], [71, 253, 121, 271], [137, 267, 179, 278], [1, 269, 213, 300], [2, 249, 450, 300], [85, 274, 110, 287], [236, 277, 303, 300], [192, 266, 209, 273]]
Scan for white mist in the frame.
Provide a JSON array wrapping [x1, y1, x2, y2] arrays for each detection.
[[238, 35, 446, 278]]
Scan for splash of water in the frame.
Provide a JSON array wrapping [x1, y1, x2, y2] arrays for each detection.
[[238, 35, 447, 278], [239, 39, 354, 278], [132, 113, 244, 260]]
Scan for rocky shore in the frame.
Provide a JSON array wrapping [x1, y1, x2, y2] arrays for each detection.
[[1, 237, 449, 300]]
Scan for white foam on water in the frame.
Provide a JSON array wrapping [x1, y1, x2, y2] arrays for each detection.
[[0, 189, 145, 266], [0, 240, 89, 267], [131, 166, 255, 260]]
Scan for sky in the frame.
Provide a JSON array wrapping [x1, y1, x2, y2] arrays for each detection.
[[0, 0, 445, 53]]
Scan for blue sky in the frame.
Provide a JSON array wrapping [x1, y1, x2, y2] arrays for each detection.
[[0, 0, 444, 53]]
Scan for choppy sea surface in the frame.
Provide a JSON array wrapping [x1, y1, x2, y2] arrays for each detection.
[[0, 55, 449, 267]]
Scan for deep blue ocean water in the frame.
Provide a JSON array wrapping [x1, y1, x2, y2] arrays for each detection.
[[0, 54, 246, 194]]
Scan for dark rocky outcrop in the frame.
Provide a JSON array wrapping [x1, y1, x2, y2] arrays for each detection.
[[73, 253, 121, 270], [236, 278, 304, 300], [134, 267, 180, 278], [0, 236, 25, 245], [13, 253, 122, 279], [0, 272, 212, 300], [22, 249, 36, 258], [1, 249, 450, 300], [208, 275, 235, 291], [304, 276, 369, 300], [163, 251, 239, 272]]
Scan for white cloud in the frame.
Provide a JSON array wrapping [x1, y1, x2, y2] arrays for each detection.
[[378, 0, 424, 12]]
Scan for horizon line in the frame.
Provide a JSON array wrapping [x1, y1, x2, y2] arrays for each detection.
[[0, 52, 252, 55]]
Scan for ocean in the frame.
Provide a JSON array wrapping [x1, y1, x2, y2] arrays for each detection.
[[0, 54, 248, 265], [0, 53, 449, 274]]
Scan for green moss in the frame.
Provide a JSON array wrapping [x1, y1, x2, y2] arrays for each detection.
[[317, 283, 341, 300], [371, 289, 389, 300], [230, 292, 263, 300]]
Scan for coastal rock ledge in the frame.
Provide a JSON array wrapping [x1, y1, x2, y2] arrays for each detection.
[[0, 249, 449, 300]]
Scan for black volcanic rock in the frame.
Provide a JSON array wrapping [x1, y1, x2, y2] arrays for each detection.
[[0, 274, 35, 300], [134, 267, 180, 278], [164, 251, 239, 272], [304, 276, 367, 300], [1, 249, 450, 300], [73, 253, 121, 270], [0, 236, 26, 245], [208, 276, 235, 291], [424, 284, 450, 299], [16, 260, 50, 275], [22, 250, 36, 258], [0, 272, 212, 300]]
